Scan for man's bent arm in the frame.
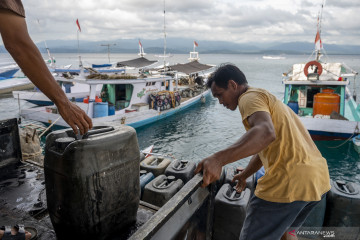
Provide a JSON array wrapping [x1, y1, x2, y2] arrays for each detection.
[[0, 10, 92, 134], [215, 111, 275, 166]]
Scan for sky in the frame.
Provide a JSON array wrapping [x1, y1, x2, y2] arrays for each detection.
[[18, 0, 360, 46]]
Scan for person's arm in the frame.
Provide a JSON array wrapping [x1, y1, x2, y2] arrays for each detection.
[[0, 9, 92, 134], [194, 111, 275, 187], [232, 154, 262, 192]]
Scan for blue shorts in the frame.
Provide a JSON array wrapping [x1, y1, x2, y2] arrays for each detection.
[[239, 193, 327, 240]]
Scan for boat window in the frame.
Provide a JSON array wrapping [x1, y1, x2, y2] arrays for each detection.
[[114, 84, 133, 110], [306, 88, 321, 108], [152, 82, 156, 85]]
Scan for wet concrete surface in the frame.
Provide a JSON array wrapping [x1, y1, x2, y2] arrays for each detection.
[[0, 162, 56, 239], [0, 162, 156, 239]]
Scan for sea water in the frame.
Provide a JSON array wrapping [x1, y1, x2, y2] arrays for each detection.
[[0, 53, 359, 183]]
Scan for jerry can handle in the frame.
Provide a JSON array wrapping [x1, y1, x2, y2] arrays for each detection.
[[82, 126, 114, 139]]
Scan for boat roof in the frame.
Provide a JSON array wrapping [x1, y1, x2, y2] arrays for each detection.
[[169, 61, 214, 75], [54, 75, 172, 85], [116, 57, 158, 68]]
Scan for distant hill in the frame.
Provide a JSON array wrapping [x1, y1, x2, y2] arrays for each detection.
[[2, 37, 360, 54]]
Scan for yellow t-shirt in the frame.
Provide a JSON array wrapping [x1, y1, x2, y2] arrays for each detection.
[[238, 87, 330, 203]]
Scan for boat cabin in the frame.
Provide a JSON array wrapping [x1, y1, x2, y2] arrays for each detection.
[[283, 62, 359, 121]]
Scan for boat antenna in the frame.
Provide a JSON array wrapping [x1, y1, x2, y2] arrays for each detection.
[[316, 0, 326, 60], [36, 19, 55, 67], [163, 0, 167, 73], [101, 43, 116, 63]]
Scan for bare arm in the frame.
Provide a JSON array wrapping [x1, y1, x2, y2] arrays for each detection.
[[195, 111, 275, 187], [0, 9, 92, 134], [232, 154, 262, 192]]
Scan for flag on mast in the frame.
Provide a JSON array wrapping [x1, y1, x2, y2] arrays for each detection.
[[76, 19, 81, 32], [139, 40, 142, 47], [315, 30, 322, 50], [315, 14, 322, 50], [194, 41, 198, 47]]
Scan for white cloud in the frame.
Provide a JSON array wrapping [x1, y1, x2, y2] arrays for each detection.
[[21, 0, 359, 45]]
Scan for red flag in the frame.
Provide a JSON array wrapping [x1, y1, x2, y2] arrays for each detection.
[[194, 41, 198, 47], [139, 40, 142, 47], [76, 19, 81, 32], [315, 30, 322, 50]]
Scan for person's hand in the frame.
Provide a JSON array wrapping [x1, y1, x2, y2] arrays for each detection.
[[56, 100, 92, 135], [232, 171, 247, 193], [194, 155, 223, 188]]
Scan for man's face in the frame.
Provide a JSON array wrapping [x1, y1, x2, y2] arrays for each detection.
[[211, 80, 239, 111]]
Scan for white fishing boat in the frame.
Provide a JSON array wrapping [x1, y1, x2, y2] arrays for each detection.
[[20, 63, 214, 129], [282, 7, 359, 141], [0, 77, 33, 94], [0, 62, 19, 79], [13, 54, 158, 106], [262, 55, 286, 60]]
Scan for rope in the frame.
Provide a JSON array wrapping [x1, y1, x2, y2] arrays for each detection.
[[39, 116, 61, 138], [327, 123, 359, 149]]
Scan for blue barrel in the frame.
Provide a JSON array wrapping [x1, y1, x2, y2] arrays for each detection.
[[108, 104, 115, 116], [287, 101, 299, 114], [93, 102, 108, 118], [140, 170, 154, 198], [255, 166, 265, 184]]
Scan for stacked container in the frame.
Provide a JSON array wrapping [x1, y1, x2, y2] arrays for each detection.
[[45, 126, 140, 240], [164, 160, 196, 184], [213, 184, 251, 240], [140, 156, 171, 177], [142, 175, 183, 207]]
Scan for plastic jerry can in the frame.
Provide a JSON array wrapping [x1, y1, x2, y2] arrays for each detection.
[[224, 166, 255, 192], [164, 160, 196, 184], [324, 179, 360, 227], [140, 170, 155, 198], [44, 126, 140, 240], [213, 184, 251, 240], [142, 175, 183, 207], [140, 156, 171, 177]]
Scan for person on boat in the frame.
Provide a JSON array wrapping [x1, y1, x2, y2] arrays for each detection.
[[0, 0, 92, 134], [194, 64, 331, 240]]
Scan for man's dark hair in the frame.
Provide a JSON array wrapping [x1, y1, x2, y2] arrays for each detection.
[[206, 63, 247, 89]]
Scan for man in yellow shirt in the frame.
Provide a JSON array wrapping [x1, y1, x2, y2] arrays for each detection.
[[195, 64, 330, 240]]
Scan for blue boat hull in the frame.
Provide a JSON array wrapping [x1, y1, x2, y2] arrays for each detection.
[[26, 98, 84, 106], [0, 69, 19, 79], [128, 92, 210, 129]]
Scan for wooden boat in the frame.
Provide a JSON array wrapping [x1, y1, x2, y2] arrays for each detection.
[[282, 10, 359, 141]]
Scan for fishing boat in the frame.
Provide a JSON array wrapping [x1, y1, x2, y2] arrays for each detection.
[[19, 63, 213, 129], [0, 77, 34, 94], [0, 62, 19, 79], [262, 55, 286, 60], [282, 10, 359, 141], [12, 50, 158, 106]]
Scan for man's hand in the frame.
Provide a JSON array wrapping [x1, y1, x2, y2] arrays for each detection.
[[232, 171, 247, 193], [194, 155, 223, 188], [56, 100, 92, 135]]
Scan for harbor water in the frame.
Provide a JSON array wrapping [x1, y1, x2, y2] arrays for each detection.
[[0, 53, 359, 183]]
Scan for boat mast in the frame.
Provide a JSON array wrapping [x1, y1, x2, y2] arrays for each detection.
[[163, 0, 167, 72], [316, 1, 325, 61], [101, 43, 116, 63]]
